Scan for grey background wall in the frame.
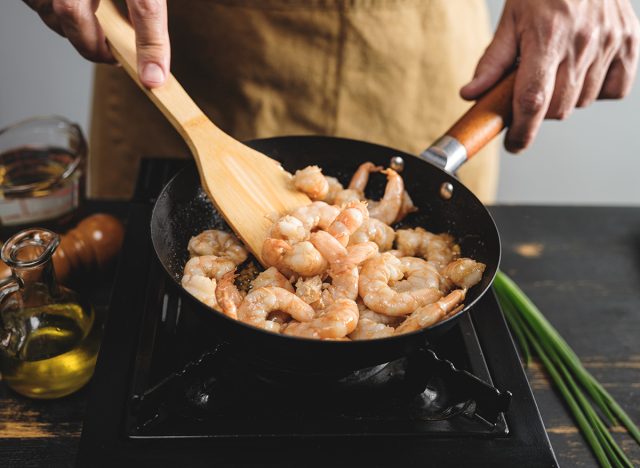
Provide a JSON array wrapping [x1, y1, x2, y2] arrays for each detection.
[[1, 1, 638, 204]]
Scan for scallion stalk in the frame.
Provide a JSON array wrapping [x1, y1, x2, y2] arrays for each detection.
[[493, 271, 640, 468], [495, 291, 531, 366], [494, 273, 619, 425]]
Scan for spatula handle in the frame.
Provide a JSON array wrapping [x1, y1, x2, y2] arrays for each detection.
[[94, 0, 220, 144], [420, 71, 516, 174]]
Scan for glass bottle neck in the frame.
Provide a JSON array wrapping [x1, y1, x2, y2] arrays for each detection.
[[1, 228, 60, 296]]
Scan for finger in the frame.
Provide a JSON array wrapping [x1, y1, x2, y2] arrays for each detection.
[[576, 27, 618, 107], [546, 58, 587, 119], [577, 64, 608, 107], [505, 34, 560, 153], [24, 0, 65, 36], [460, 10, 517, 100], [599, 11, 640, 100], [125, 0, 170, 88], [52, 0, 114, 62], [547, 26, 599, 114], [599, 57, 634, 99]]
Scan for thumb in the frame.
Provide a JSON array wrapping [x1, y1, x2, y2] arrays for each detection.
[[126, 0, 170, 88], [461, 15, 517, 100]]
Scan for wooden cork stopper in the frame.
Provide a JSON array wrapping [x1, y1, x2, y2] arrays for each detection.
[[1, 214, 125, 283]]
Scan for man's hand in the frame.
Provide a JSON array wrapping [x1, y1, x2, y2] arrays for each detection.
[[24, 0, 170, 88], [461, 0, 640, 153]]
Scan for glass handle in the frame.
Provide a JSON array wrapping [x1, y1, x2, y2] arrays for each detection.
[[0, 275, 20, 349], [0, 275, 19, 304]]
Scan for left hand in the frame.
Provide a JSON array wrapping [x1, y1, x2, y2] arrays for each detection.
[[24, 0, 170, 88], [460, 0, 640, 153]]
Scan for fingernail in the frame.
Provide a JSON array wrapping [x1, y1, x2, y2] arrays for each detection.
[[460, 80, 476, 98], [463, 77, 479, 89], [141, 63, 165, 86]]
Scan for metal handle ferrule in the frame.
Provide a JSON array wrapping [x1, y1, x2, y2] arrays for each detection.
[[419, 136, 468, 175]]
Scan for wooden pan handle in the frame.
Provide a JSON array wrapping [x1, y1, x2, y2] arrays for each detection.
[[447, 71, 516, 159], [420, 71, 515, 174]]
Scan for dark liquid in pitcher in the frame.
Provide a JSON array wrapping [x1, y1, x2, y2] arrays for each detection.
[[0, 147, 77, 194], [0, 146, 82, 235]]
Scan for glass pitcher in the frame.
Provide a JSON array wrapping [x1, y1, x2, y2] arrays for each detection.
[[0, 116, 86, 230], [0, 228, 100, 398]]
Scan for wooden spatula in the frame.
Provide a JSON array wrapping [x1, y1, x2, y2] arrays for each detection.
[[94, 0, 309, 264]]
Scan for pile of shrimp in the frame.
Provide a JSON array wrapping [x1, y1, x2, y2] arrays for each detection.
[[182, 162, 486, 340]]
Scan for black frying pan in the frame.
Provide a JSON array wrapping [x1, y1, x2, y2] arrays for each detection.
[[151, 73, 515, 374]]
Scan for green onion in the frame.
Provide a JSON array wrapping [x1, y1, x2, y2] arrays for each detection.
[[496, 291, 531, 366], [493, 271, 640, 468], [494, 273, 618, 425]]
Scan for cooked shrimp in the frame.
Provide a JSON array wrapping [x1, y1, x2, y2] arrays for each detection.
[[333, 189, 363, 207], [268, 311, 292, 325], [317, 240, 378, 306], [251, 266, 294, 292], [349, 218, 395, 251], [284, 241, 328, 277], [359, 253, 442, 316], [349, 318, 395, 340], [303, 234, 374, 306], [322, 264, 359, 305], [237, 287, 314, 333], [181, 275, 219, 309], [360, 308, 403, 327], [397, 190, 418, 222], [309, 230, 348, 264], [349, 304, 398, 340], [261, 238, 294, 277], [185, 159, 486, 342], [386, 249, 404, 258], [338, 162, 410, 224], [395, 227, 460, 270], [392, 257, 441, 292], [395, 289, 466, 334], [262, 239, 327, 277], [395, 228, 422, 256], [426, 233, 460, 270], [295, 276, 324, 305], [284, 299, 359, 339], [309, 230, 378, 268], [215, 272, 245, 319], [183, 255, 236, 280], [368, 169, 404, 225], [187, 230, 248, 265], [181, 255, 237, 311], [323, 176, 344, 205], [269, 215, 308, 244], [348, 162, 382, 193], [343, 242, 379, 265], [293, 165, 329, 201], [327, 200, 369, 246], [289, 201, 340, 232], [345, 162, 414, 223], [442, 258, 486, 290]]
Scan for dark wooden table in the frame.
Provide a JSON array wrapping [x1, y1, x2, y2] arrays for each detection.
[[1, 206, 639, 467]]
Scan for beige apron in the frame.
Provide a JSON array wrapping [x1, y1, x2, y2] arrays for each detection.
[[89, 0, 499, 202]]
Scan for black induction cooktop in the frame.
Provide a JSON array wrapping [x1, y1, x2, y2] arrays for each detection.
[[77, 159, 557, 467]]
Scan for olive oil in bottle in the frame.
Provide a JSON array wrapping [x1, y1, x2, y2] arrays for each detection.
[[0, 229, 100, 399], [1, 302, 100, 398]]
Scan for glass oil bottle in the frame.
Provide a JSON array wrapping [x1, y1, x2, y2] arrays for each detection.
[[0, 228, 100, 398]]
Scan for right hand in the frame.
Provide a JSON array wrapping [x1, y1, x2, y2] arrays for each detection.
[[24, 0, 170, 88], [460, 0, 640, 154]]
